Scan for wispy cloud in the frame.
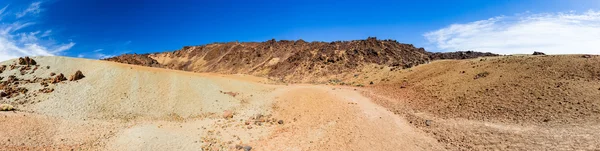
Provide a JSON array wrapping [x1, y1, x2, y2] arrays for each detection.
[[76, 48, 115, 59], [96, 53, 115, 59], [0, 5, 9, 21], [16, 2, 41, 18], [0, 2, 75, 61], [424, 10, 600, 55]]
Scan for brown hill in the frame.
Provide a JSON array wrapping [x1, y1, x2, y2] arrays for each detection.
[[364, 55, 600, 150], [104, 37, 497, 82]]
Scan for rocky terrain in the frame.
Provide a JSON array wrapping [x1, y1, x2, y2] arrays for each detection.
[[1, 57, 84, 108], [105, 37, 497, 83], [2, 38, 599, 150], [0, 56, 443, 150]]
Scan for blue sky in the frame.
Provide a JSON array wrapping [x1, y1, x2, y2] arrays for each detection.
[[1, 0, 599, 61]]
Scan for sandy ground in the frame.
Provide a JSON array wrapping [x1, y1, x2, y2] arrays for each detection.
[[0, 57, 443, 150]]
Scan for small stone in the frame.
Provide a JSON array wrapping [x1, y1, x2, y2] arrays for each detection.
[[425, 120, 432, 126], [69, 70, 85, 81], [0, 104, 15, 111], [243, 146, 252, 151], [277, 120, 284, 125], [222, 110, 234, 119], [51, 73, 67, 83], [252, 114, 263, 120], [235, 145, 243, 150]]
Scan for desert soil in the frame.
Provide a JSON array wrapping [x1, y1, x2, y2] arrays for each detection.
[[0, 57, 443, 150], [1, 55, 599, 151]]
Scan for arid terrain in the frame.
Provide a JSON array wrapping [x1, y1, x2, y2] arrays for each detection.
[[1, 39, 599, 150]]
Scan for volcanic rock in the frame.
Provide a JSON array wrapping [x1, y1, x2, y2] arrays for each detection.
[[429, 51, 498, 60], [39, 88, 54, 93], [52, 73, 67, 84], [0, 65, 5, 73], [533, 51, 546, 55], [69, 70, 85, 81], [18, 57, 37, 66]]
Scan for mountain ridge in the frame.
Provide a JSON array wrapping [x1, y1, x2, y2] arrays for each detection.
[[104, 37, 498, 82]]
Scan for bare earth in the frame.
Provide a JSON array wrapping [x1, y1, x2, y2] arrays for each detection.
[[1, 55, 599, 150], [0, 57, 443, 150]]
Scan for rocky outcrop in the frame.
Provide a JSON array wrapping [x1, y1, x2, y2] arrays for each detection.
[[18, 57, 37, 66], [429, 51, 499, 60], [103, 54, 163, 67], [533, 51, 546, 55]]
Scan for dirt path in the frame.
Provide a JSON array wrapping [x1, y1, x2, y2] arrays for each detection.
[[250, 85, 443, 150]]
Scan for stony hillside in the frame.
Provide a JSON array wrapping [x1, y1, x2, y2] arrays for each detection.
[[104, 37, 497, 82]]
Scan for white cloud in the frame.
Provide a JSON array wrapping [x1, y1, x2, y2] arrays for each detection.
[[40, 30, 51, 37], [96, 53, 115, 59], [424, 10, 600, 55], [75, 48, 116, 59], [16, 2, 41, 18], [0, 5, 9, 20], [0, 2, 75, 62]]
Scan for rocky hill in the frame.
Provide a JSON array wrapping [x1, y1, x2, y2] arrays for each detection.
[[104, 37, 497, 82]]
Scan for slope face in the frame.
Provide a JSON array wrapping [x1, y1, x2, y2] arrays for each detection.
[[380, 55, 600, 124], [365, 55, 600, 150], [105, 38, 496, 83]]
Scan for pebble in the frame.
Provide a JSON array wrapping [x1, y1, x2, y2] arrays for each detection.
[[235, 145, 243, 150], [278, 120, 284, 124], [243, 146, 252, 151], [223, 110, 234, 119]]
